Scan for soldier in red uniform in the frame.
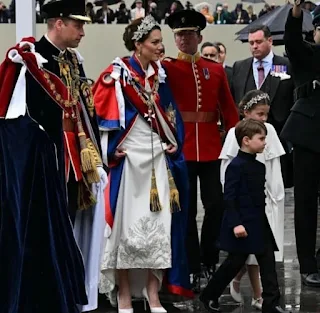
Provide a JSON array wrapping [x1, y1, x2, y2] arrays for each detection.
[[162, 9, 239, 291]]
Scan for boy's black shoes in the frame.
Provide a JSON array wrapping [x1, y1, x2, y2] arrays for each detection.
[[268, 306, 291, 313], [191, 273, 201, 293], [199, 294, 220, 312], [301, 273, 320, 287]]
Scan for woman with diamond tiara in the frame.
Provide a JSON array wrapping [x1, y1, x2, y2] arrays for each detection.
[[219, 89, 285, 310], [93, 15, 191, 313]]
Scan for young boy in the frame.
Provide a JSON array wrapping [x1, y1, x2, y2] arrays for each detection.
[[200, 119, 288, 313]]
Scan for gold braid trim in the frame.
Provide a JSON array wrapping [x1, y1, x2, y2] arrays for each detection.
[[58, 52, 100, 185]]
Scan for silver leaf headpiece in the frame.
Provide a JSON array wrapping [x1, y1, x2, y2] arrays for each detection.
[[132, 15, 160, 41], [243, 93, 270, 110]]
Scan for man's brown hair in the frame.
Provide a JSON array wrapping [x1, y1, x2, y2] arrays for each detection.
[[235, 119, 267, 147]]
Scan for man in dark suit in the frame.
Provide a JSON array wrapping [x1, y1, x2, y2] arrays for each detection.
[[95, 0, 115, 24], [281, 2, 320, 287], [215, 41, 232, 87], [231, 25, 294, 187]]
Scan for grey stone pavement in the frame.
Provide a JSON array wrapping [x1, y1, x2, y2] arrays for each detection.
[[91, 189, 320, 313]]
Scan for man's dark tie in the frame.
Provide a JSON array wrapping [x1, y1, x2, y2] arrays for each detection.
[[257, 61, 265, 89]]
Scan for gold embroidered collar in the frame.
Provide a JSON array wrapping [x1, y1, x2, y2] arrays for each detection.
[[177, 51, 201, 63]]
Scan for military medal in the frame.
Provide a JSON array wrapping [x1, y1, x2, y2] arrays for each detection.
[[203, 68, 210, 80]]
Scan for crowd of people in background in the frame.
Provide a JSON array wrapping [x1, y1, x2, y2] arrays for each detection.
[[0, 0, 282, 24]]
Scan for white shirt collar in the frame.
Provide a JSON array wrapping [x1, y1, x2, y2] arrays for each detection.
[[254, 50, 274, 64], [45, 34, 65, 53], [146, 63, 155, 79]]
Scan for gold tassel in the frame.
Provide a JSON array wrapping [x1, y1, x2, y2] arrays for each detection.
[[86, 170, 100, 185], [77, 179, 97, 210], [78, 131, 96, 173], [150, 168, 162, 212], [167, 169, 181, 213]]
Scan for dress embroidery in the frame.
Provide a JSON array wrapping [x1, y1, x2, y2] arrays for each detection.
[[103, 216, 171, 269]]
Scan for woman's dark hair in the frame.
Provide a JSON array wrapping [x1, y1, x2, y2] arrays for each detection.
[[123, 17, 161, 51], [239, 89, 270, 115]]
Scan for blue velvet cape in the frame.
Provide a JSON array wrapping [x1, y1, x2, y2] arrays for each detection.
[[0, 115, 88, 313]]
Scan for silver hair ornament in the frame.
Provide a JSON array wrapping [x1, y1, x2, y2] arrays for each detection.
[[243, 93, 270, 110], [132, 15, 160, 41]]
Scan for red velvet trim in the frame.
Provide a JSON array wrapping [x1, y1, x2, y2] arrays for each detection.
[[64, 131, 82, 182], [166, 284, 194, 299], [104, 172, 114, 228], [108, 115, 138, 168], [0, 61, 17, 117]]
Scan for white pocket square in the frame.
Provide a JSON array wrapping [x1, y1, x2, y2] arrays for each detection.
[[280, 73, 291, 81]]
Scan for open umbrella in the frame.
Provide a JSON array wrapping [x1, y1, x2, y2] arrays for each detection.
[[94, 0, 122, 6], [235, 33, 285, 45], [241, 0, 265, 4], [235, 3, 314, 43]]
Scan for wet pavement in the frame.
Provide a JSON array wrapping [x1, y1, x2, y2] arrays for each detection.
[[91, 189, 320, 313]]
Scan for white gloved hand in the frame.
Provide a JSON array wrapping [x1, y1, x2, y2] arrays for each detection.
[[98, 166, 108, 190]]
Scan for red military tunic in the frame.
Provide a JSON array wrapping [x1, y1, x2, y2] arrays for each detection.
[[163, 52, 239, 162]]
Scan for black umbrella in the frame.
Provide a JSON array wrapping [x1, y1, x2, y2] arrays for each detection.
[[235, 33, 285, 46], [236, 30, 315, 45], [241, 0, 265, 4], [235, 3, 314, 43], [94, 0, 122, 6]]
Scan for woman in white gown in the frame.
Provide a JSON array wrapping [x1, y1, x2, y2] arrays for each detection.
[[219, 90, 285, 310], [93, 15, 191, 313]]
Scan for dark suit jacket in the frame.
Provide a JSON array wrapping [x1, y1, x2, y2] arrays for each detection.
[[231, 54, 294, 135], [95, 8, 115, 24], [224, 65, 233, 88], [281, 9, 320, 153], [219, 150, 277, 254]]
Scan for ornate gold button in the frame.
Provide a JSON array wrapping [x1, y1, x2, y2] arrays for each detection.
[[197, 80, 201, 84], [199, 98, 202, 103], [65, 113, 70, 118], [198, 105, 202, 108]]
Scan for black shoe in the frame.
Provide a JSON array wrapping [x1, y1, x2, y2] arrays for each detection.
[[202, 265, 216, 281], [316, 249, 320, 269], [191, 273, 201, 293], [199, 294, 220, 312], [268, 305, 291, 313], [301, 273, 320, 287]]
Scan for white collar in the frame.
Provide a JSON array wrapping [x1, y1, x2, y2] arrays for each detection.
[[254, 50, 274, 64], [45, 34, 65, 53], [145, 63, 155, 79]]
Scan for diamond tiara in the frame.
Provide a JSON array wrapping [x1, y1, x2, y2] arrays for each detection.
[[132, 15, 160, 41], [243, 93, 270, 110]]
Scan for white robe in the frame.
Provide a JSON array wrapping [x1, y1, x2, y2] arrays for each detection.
[[74, 167, 108, 312], [220, 122, 285, 263]]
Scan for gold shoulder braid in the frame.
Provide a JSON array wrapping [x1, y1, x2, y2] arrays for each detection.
[[131, 75, 181, 213], [55, 51, 100, 209]]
